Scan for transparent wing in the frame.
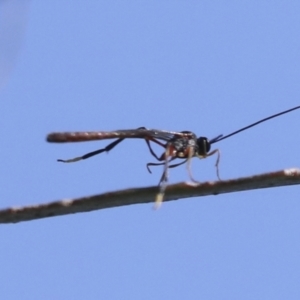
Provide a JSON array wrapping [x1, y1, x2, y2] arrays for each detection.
[[46, 128, 191, 143]]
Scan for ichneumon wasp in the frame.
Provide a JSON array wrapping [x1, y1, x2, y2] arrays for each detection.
[[47, 105, 300, 208]]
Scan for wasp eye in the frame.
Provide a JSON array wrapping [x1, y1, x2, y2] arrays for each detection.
[[197, 137, 211, 155]]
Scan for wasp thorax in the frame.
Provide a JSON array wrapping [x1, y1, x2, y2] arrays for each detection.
[[197, 137, 211, 156]]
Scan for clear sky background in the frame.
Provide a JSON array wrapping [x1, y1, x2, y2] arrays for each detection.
[[1, 1, 300, 299]]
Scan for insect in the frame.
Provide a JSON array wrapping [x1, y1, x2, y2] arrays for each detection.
[[47, 105, 300, 208]]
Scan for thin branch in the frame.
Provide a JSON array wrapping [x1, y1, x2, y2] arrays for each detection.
[[0, 168, 300, 224]]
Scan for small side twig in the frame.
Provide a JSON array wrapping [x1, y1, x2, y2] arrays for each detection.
[[0, 168, 300, 224]]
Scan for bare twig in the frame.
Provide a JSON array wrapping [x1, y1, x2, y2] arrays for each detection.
[[0, 168, 299, 224]]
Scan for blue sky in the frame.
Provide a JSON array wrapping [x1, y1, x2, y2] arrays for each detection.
[[1, 1, 300, 299]]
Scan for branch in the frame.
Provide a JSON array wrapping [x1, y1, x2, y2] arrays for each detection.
[[1, 168, 300, 224]]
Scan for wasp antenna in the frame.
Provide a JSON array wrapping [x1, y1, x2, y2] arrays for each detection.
[[210, 105, 300, 144], [209, 134, 223, 143]]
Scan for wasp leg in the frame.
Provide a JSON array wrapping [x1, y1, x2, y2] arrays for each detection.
[[154, 146, 174, 209], [57, 138, 124, 163], [197, 149, 221, 180]]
